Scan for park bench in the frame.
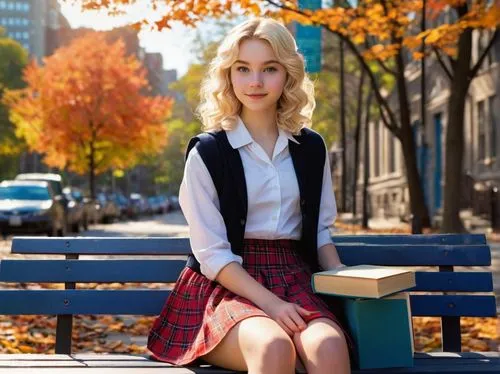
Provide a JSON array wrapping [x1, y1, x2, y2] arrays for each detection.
[[0, 234, 498, 373]]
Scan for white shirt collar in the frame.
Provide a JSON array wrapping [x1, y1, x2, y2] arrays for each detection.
[[226, 116, 300, 150]]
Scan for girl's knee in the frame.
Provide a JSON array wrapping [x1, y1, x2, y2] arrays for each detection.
[[261, 333, 296, 361], [246, 330, 296, 371], [315, 333, 349, 360]]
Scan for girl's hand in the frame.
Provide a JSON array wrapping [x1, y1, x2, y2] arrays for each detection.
[[263, 300, 313, 336]]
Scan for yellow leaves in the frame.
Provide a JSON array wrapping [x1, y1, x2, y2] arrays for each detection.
[[353, 34, 366, 45], [363, 44, 400, 61]]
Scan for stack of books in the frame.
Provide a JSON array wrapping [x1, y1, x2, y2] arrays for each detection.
[[312, 265, 416, 369]]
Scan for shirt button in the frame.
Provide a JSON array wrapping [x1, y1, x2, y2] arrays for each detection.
[[240, 218, 246, 226], [300, 199, 306, 206]]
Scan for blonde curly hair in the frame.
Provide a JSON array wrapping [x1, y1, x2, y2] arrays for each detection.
[[196, 17, 316, 134]]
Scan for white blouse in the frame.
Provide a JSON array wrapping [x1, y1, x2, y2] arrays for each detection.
[[179, 117, 337, 280]]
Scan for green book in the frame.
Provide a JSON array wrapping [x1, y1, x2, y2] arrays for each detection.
[[343, 292, 414, 369]]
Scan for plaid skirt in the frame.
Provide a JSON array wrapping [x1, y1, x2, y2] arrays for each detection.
[[147, 238, 351, 366]]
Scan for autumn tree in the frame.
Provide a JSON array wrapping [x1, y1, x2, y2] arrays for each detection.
[[3, 32, 173, 198], [0, 28, 28, 180]]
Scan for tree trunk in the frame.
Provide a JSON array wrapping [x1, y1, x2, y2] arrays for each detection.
[[362, 89, 373, 229], [352, 69, 365, 217], [395, 51, 431, 229], [441, 29, 472, 233], [340, 37, 347, 212], [89, 142, 96, 199]]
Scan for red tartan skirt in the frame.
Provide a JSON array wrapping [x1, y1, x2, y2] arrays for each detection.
[[147, 238, 350, 366]]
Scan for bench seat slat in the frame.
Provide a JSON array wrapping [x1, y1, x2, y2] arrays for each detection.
[[0, 260, 186, 283], [0, 290, 496, 317], [0, 353, 498, 373], [11, 238, 491, 267], [0, 261, 493, 292]]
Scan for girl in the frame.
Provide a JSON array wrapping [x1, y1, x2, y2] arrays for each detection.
[[148, 17, 351, 374]]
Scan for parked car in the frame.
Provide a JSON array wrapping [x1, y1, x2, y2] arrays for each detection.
[[168, 195, 180, 210], [0, 180, 66, 237], [148, 196, 161, 215], [14, 173, 69, 232], [62, 187, 86, 233], [82, 196, 102, 228], [108, 192, 130, 220], [155, 195, 171, 214], [129, 193, 149, 217], [96, 192, 120, 223]]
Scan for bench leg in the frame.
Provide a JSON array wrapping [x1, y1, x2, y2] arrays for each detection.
[[442, 316, 461, 352], [55, 315, 73, 354]]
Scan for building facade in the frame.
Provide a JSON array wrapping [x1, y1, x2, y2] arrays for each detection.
[[359, 31, 499, 226], [0, 0, 65, 62]]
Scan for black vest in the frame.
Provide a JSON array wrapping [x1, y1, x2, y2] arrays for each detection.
[[185, 127, 326, 274]]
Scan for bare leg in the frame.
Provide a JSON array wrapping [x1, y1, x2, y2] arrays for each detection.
[[293, 317, 350, 374], [201, 316, 296, 374]]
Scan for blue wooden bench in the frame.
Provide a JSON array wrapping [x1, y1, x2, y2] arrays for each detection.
[[0, 234, 498, 373]]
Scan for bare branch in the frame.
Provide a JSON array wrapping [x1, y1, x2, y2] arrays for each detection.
[[432, 46, 453, 80], [470, 29, 499, 79]]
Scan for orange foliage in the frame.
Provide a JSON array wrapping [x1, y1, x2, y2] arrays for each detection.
[[67, 0, 499, 61], [3, 32, 173, 175]]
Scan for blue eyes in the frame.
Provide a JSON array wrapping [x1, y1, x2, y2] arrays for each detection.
[[236, 66, 278, 73]]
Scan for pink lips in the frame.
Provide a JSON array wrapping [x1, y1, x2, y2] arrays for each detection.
[[246, 94, 267, 100]]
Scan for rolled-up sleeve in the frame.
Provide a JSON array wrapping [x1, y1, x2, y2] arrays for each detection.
[[179, 147, 243, 280], [317, 146, 337, 249]]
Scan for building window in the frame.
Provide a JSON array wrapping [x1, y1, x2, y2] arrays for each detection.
[[374, 121, 380, 177], [0, 1, 6, 10], [388, 135, 396, 173], [478, 96, 498, 163], [478, 100, 486, 161], [489, 95, 497, 159], [477, 30, 494, 70]]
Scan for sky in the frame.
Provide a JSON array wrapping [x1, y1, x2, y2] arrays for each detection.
[[57, 1, 243, 78]]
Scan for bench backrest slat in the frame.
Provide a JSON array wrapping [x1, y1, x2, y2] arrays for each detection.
[[0, 290, 495, 317], [11, 238, 492, 266], [411, 295, 497, 317], [0, 260, 185, 283], [332, 234, 486, 245], [0, 290, 171, 315], [0, 260, 493, 292], [413, 272, 493, 292], [338, 244, 491, 266]]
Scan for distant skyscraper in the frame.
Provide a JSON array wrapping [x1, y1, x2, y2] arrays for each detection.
[[0, 0, 67, 61]]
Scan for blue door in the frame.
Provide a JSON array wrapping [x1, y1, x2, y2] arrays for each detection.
[[413, 123, 429, 208], [433, 113, 443, 213]]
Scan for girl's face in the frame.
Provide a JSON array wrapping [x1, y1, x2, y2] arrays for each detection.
[[230, 38, 287, 113]]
